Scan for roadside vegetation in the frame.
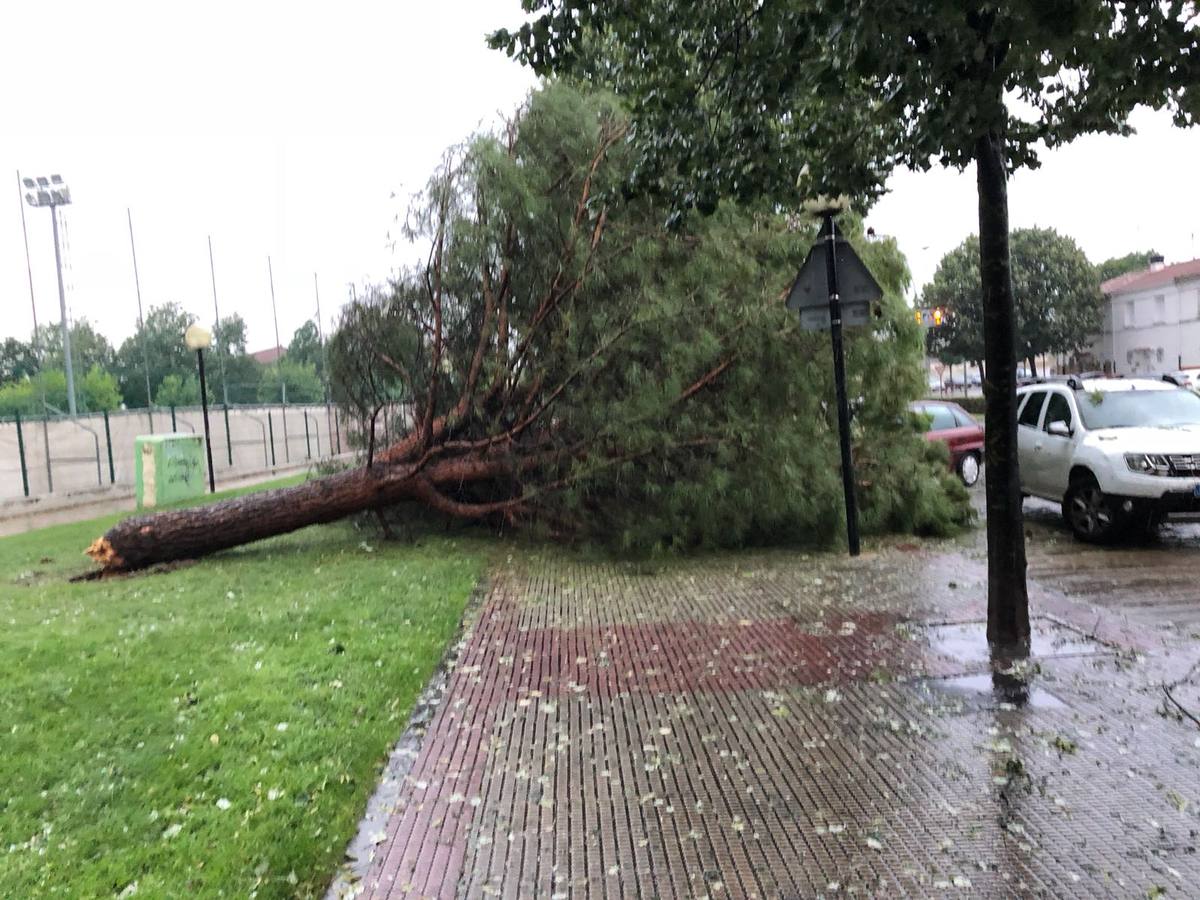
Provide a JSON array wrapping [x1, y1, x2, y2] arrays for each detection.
[[0, 478, 481, 897]]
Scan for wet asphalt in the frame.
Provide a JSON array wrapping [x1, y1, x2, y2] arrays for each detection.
[[969, 475, 1200, 634]]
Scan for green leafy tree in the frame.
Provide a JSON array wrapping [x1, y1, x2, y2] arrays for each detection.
[[113, 303, 196, 408], [0, 366, 122, 415], [0, 338, 39, 382], [78, 365, 123, 412], [1096, 249, 1158, 284], [210, 313, 263, 404], [328, 288, 417, 450], [287, 320, 326, 380], [492, 0, 1199, 645], [0, 373, 54, 416], [257, 360, 323, 404], [925, 229, 1102, 376], [34, 319, 114, 374], [92, 84, 970, 573], [154, 373, 199, 407]]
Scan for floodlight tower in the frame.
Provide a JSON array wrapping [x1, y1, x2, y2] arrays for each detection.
[[23, 174, 77, 415]]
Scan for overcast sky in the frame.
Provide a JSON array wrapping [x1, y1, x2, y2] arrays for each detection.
[[3, 2, 1197, 355]]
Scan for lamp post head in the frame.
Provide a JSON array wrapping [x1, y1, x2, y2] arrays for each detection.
[[22, 173, 71, 208], [185, 324, 212, 351]]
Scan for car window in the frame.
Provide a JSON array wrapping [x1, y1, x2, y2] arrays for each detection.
[[1017, 391, 1046, 428], [1077, 387, 1200, 429], [951, 406, 977, 428], [915, 404, 958, 431], [1043, 393, 1072, 433], [931, 406, 960, 431]]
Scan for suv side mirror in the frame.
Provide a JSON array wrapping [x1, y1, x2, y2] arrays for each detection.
[[1046, 420, 1072, 438]]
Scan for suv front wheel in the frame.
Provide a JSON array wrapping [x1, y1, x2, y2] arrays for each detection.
[[1063, 472, 1121, 543]]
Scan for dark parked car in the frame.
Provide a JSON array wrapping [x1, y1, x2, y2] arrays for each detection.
[[910, 400, 985, 486]]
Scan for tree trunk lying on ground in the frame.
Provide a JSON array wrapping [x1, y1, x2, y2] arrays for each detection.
[[86, 427, 532, 572]]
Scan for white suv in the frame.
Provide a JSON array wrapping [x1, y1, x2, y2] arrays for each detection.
[[1016, 377, 1200, 541]]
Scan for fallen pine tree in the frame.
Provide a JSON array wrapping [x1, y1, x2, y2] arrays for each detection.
[[86, 84, 970, 574]]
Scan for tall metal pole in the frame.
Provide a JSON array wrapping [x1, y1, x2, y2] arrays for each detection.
[[18, 171, 39, 338], [821, 212, 861, 557], [196, 349, 216, 493], [17, 170, 52, 491], [208, 236, 230, 405], [268, 257, 283, 361], [268, 257, 289, 458], [315, 272, 333, 456], [127, 209, 155, 429], [50, 204, 77, 416]]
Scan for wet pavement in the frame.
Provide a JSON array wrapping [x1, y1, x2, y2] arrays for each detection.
[[343, 486, 1200, 898], [1023, 495, 1200, 634]]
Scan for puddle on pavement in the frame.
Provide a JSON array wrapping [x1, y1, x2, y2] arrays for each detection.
[[926, 673, 1066, 710], [922, 617, 1109, 665]]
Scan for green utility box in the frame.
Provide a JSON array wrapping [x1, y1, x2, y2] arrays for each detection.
[[135, 433, 206, 509]]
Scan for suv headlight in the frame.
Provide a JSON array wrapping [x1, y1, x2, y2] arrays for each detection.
[[1125, 453, 1172, 475]]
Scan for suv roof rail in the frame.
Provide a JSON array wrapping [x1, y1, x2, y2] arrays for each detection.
[[1027, 374, 1084, 388]]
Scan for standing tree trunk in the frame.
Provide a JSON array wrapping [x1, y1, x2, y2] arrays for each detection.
[[975, 126, 1031, 647], [1027, 355, 1038, 379]]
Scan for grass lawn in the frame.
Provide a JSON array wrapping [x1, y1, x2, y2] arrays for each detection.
[[0, 478, 483, 898]]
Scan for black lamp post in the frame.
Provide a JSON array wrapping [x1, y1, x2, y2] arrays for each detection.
[[185, 324, 217, 493]]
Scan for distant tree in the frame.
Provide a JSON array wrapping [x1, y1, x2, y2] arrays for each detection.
[[210, 313, 263, 404], [113, 303, 196, 408], [0, 372, 58, 416], [329, 285, 422, 450], [0, 338, 39, 382], [287, 320, 325, 379], [257, 359, 323, 404], [34, 319, 114, 374], [493, 1, 1199, 646], [925, 229, 1102, 377], [154, 373, 200, 407], [0, 366, 122, 415], [1097, 249, 1158, 284], [78, 365, 123, 412], [213, 313, 249, 357]]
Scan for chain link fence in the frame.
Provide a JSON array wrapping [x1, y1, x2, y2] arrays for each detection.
[[0, 402, 366, 501]]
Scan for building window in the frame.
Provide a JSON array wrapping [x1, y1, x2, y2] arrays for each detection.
[[1125, 301, 1136, 328], [1157, 347, 1165, 363], [1155, 294, 1166, 324]]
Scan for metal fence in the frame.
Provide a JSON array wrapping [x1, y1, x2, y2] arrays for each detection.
[[0, 402, 360, 501]]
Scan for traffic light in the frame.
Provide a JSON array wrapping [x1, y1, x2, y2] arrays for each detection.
[[932, 307, 944, 326]]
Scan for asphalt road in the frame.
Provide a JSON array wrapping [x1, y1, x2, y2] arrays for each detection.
[[970, 476, 1200, 634]]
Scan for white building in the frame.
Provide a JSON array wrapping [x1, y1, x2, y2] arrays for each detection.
[[1090, 256, 1200, 375]]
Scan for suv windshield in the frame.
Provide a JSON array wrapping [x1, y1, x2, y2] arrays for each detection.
[[1077, 388, 1200, 429]]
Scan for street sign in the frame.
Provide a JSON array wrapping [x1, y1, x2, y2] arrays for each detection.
[[784, 214, 885, 557], [786, 235, 883, 332]]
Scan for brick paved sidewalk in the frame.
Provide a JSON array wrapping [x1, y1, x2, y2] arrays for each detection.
[[348, 542, 1200, 899]]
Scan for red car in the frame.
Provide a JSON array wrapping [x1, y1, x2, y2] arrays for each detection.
[[910, 400, 984, 486]]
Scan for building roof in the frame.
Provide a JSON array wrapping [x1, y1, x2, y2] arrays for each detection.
[[1102, 258, 1200, 297], [251, 345, 285, 365]]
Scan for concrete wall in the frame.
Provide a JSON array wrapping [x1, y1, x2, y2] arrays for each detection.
[[0, 403, 356, 502]]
